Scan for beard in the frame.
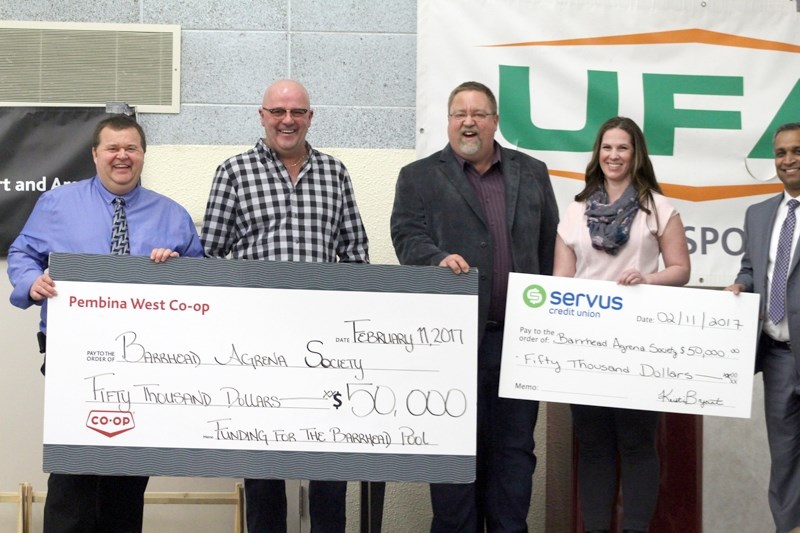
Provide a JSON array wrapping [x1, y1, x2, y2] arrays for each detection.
[[458, 136, 482, 156]]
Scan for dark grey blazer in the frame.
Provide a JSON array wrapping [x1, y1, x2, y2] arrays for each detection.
[[734, 192, 800, 371], [390, 143, 559, 337]]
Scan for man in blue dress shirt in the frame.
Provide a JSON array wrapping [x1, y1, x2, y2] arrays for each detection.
[[7, 114, 203, 533]]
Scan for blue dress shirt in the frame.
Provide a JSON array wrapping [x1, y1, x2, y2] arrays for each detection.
[[7, 176, 203, 332]]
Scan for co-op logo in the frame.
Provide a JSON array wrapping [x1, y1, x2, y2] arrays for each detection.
[[86, 410, 135, 437], [522, 284, 623, 311]]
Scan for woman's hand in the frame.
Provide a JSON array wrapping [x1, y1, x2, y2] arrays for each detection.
[[617, 268, 647, 285]]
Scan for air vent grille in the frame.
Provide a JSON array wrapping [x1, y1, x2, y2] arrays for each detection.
[[0, 22, 180, 113]]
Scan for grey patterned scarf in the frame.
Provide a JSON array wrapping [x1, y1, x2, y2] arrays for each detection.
[[585, 184, 640, 256]]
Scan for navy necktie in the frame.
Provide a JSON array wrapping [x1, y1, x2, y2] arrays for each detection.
[[110, 197, 130, 256], [769, 198, 799, 324]]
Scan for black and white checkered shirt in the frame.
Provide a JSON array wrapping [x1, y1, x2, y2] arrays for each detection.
[[201, 139, 369, 263]]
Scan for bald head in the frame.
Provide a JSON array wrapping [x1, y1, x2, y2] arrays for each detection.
[[263, 79, 310, 109], [258, 79, 314, 159]]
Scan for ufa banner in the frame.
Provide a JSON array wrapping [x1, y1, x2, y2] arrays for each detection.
[[0, 107, 112, 256], [417, 0, 799, 287]]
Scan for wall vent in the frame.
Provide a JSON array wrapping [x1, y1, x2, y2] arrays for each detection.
[[0, 21, 180, 113]]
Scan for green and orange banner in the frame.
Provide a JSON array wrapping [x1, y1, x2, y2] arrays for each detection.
[[417, 0, 799, 286]]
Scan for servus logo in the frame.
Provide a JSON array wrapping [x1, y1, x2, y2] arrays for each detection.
[[522, 284, 623, 318], [522, 284, 547, 308]]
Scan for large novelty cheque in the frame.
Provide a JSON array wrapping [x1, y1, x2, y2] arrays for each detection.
[[44, 254, 478, 482], [499, 274, 759, 418]]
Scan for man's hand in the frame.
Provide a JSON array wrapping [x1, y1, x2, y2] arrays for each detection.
[[724, 283, 746, 295], [29, 272, 56, 301], [439, 254, 470, 274], [150, 248, 180, 263]]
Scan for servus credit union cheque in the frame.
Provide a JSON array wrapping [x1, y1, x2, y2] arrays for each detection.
[[499, 273, 760, 418]]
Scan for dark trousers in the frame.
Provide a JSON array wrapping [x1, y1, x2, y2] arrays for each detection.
[[761, 337, 800, 533], [43, 473, 149, 533], [430, 328, 539, 533], [245, 479, 347, 533], [571, 404, 660, 531]]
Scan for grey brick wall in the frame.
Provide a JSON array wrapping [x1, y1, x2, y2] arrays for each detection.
[[0, 0, 418, 148]]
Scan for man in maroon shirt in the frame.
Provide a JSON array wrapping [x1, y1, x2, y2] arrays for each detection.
[[391, 81, 559, 532]]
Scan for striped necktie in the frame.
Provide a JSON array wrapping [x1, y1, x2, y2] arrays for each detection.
[[110, 197, 130, 255]]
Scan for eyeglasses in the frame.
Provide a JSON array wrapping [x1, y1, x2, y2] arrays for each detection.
[[448, 111, 496, 122], [262, 107, 310, 118]]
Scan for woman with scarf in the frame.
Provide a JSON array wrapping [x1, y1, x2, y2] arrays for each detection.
[[553, 116, 690, 533]]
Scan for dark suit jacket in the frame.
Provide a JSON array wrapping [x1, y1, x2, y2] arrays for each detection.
[[390, 143, 559, 338], [734, 192, 800, 372]]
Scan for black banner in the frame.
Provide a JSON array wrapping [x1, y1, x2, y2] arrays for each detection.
[[0, 107, 112, 256]]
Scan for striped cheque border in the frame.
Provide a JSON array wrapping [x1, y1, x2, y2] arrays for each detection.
[[44, 445, 475, 483]]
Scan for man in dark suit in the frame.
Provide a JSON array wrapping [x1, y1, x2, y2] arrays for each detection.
[[727, 122, 800, 533], [390, 81, 559, 532]]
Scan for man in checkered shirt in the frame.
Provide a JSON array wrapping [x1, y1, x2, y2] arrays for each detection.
[[201, 79, 369, 532]]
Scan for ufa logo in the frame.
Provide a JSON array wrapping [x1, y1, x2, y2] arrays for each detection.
[[522, 284, 546, 308]]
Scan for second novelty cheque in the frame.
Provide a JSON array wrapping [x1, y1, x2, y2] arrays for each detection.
[[499, 273, 760, 418], [43, 253, 478, 483]]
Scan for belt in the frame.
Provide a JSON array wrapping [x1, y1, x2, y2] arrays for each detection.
[[486, 320, 504, 331], [762, 334, 791, 351], [36, 332, 47, 376]]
